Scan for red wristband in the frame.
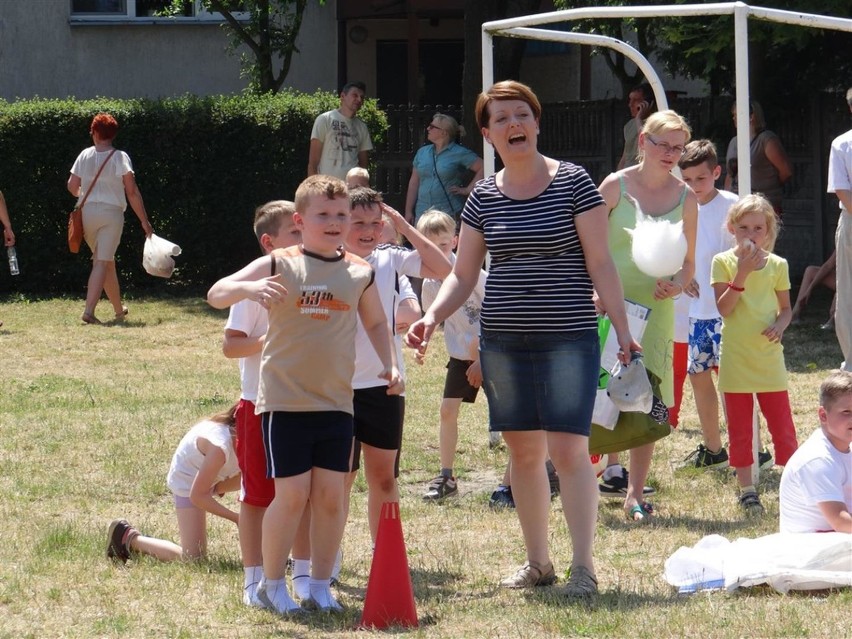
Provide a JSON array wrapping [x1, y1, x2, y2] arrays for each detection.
[[727, 282, 745, 292]]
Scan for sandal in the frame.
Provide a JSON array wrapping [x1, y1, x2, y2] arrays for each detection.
[[627, 501, 654, 521], [563, 565, 598, 599], [499, 560, 557, 589], [81, 312, 102, 325], [114, 306, 129, 322]]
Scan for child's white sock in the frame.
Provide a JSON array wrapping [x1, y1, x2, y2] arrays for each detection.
[[331, 548, 343, 583], [242, 565, 263, 606], [602, 464, 624, 481], [292, 558, 311, 600], [308, 577, 342, 611]]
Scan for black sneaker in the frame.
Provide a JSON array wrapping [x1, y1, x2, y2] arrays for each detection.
[[489, 485, 515, 509], [598, 468, 656, 499], [106, 519, 137, 564], [758, 450, 773, 470], [739, 491, 764, 517], [422, 475, 458, 501], [685, 444, 730, 469]]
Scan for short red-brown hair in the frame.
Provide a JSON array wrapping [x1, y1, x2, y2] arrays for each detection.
[[90, 113, 119, 140], [474, 80, 542, 130]]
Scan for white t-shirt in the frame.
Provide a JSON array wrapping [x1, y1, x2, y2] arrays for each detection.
[[311, 109, 373, 180], [70, 147, 134, 210], [779, 428, 852, 533], [827, 128, 852, 213], [166, 420, 239, 498], [422, 253, 486, 360], [689, 190, 737, 320], [352, 244, 422, 390], [224, 299, 267, 402]]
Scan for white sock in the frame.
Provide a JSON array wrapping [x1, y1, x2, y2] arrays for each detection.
[[292, 559, 311, 600], [244, 565, 263, 590], [308, 578, 342, 611], [331, 548, 342, 581], [602, 464, 624, 481]]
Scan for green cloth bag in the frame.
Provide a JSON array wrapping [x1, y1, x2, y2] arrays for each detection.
[[588, 316, 671, 455]]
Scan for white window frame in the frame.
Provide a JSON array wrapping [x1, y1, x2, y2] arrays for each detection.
[[70, 0, 249, 24]]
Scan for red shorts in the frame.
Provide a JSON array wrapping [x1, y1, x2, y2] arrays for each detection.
[[235, 399, 275, 507]]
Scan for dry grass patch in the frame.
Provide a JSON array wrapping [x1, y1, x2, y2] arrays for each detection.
[[0, 295, 848, 638]]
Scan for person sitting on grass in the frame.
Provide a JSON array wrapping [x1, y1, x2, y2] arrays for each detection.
[[106, 404, 241, 564], [779, 369, 852, 534], [790, 250, 836, 330]]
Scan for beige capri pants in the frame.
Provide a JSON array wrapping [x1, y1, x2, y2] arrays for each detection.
[[82, 201, 125, 261]]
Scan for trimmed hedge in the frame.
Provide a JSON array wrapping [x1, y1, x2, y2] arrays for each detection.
[[0, 92, 388, 296]]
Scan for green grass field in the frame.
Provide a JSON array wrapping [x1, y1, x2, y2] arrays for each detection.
[[0, 295, 848, 638]]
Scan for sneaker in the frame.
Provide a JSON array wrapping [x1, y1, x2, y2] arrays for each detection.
[[489, 485, 515, 509], [739, 491, 764, 517], [422, 475, 458, 501], [106, 519, 137, 564], [598, 468, 656, 499], [684, 444, 730, 469], [499, 560, 557, 589], [758, 450, 773, 470], [256, 578, 302, 615], [243, 583, 264, 608]]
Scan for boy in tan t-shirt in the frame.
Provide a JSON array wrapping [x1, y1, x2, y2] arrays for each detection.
[[207, 175, 402, 614]]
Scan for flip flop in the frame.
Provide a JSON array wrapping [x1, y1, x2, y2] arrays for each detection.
[[114, 306, 129, 321], [627, 501, 654, 522]]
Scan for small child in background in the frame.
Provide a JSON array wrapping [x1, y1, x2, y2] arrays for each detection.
[[415, 209, 486, 500], [107, 404, 241, 563], [779, 370, 852, 533], [222, 200, 307, 607], [346, 166, 371, 189], [712, 193, 799, 516], [678, 140, 738, 467]]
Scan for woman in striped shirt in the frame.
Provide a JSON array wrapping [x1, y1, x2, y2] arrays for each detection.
[[406, 80, 638, 599]]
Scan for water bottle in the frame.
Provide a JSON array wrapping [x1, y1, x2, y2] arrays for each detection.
[[7, 246, 19, 276]]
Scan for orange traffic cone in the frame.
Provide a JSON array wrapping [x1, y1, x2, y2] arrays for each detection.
[[359, 501, 418, 629]]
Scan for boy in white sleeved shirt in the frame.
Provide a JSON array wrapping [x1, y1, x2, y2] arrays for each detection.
[[780, 370, 852, 534], [416, 210, 487, 500], [343, 187, 452, 542], [222, 201, 305, 606]]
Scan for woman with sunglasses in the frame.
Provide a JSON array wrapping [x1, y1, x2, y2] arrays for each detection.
[[404, 114, 483, 224], [597, 110, 698, 521]]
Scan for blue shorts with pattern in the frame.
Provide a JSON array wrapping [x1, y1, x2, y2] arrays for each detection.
[[687, 317, 722, 375]]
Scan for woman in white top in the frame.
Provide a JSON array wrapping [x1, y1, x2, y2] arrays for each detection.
[[106, 404, 241, 563], [67, 113, 153, 324]]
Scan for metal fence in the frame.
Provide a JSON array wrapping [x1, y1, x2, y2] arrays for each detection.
[[373, 95, 850, 283]]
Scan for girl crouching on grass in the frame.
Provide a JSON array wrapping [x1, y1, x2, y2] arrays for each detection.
[[107, 404, 241, 563], [711, 194, 799, 516]]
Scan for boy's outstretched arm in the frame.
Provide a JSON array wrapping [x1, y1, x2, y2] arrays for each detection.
[[381, 202, 451, 279], [358, 283, 404, 395], [207, 255, 287, 309]]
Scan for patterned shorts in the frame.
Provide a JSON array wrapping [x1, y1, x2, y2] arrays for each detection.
[[687, 317, 722, 375]]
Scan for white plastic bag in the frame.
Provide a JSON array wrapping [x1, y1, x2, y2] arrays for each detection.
[[143, 233, 182, 279]]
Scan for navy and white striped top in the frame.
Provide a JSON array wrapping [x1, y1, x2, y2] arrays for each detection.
[[461, 161, 603, 333]]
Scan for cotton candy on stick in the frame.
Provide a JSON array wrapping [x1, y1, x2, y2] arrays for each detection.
[[623, 194, 687, 278]]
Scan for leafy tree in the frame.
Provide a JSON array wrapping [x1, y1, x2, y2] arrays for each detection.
[[164, 0, 324, 94]]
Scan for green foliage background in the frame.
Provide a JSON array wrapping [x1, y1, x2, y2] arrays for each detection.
[[0, 92, 388, 296]]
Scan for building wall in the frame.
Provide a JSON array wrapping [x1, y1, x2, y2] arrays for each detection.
[[0, 0, 338, 100]]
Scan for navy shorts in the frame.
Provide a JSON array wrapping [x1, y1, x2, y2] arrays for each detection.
[[479, 329, 599, 434], [261, 411, 353, 478], [443, 357, 480, 402]]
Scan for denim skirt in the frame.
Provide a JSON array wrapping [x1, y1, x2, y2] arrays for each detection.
[[479, 329, 599, 434]]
